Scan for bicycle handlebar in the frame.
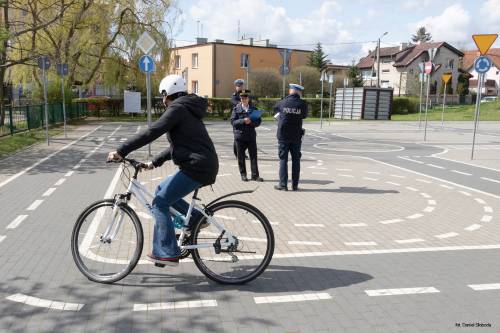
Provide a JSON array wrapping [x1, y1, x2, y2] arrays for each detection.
[[107, 157, 147, 170]]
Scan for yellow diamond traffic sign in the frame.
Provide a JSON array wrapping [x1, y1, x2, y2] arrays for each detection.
[[442, 73, 452, 84], [472, 34, 498, 55]]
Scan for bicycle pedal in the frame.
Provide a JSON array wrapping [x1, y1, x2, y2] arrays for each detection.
[[154, 263, 166, 268]]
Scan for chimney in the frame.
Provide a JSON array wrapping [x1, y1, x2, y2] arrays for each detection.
[[196, 37, 208, 45], [214, 39, 224, 43]]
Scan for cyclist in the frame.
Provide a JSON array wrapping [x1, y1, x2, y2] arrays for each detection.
[[107, 75, 219, 266]]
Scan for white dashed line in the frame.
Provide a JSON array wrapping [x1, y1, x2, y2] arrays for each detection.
[[398, 156, 424, 164], [254, 293, 332, 304], [405, 186, 418, 192], [64, 171, 74, 177], [386, 181, 401, 186], [420, 193, 431, 198], [363, 177, 379, 181], [73, 164, 81, 170], [339, 223, 368, 227], [364, 171, 380, 174], [458, 191, 471, 196], [294, 224, 325, 228], [427, 164, 445, 169], [337, 174, 354, 178], [6, 215, 28, 229], [379, 219, 404, 224], [312, 172, 328, 175], [394, 238, 425, 244], [140, 181, 148, 185], [416, 179, 432, 184], [390, 174, 406, 179], [27, 200, 44, 211], [42, 188, 57, 197], [407, 213, 423, 219], [133, 299, 217, 311], [135, 126, 141, 134], [137, 212, 152, 219], [109, 137, 116, 141], [6, 294, 84, 311], [451, 170, 472, 176], [484, 206, 493, 213], [465, 224, 481, 231], [474, 198, 486, 205], [435, 232, 459, 239], [253, 220, 280, 226], [439, 184, 453, 189], [481, 177, 500, 184], [288, 241, 323, 246], [344, 241, 377, 246], [336, 168, 352, 171], [214, 214, 236, 220], [427, 200, 436, 205], [423, 206, 435, 213], [152, 177, 163, 181], [0, 235, 5, 243], [217, 173, 232, 177], [54, 178, 66, 186], [365, 287, 439, 297], [481, 215, 493, 223], [468, 283, 500, 291]]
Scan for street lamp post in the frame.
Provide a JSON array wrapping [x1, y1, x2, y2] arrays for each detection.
[[376, 32, 388, 88]]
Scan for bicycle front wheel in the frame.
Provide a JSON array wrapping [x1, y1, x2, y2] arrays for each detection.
[[191, 200, 274, 284], [71, 199, 143, 284]]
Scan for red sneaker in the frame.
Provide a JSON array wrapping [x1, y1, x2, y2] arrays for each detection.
[[146, 253, 179, 267]]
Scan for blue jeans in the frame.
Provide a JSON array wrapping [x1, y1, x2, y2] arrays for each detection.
[[278, 141, 302, 188], [151, 170, 201, 258]]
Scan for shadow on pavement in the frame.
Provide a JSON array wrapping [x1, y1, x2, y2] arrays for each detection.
[[297, 187, 399, 194]]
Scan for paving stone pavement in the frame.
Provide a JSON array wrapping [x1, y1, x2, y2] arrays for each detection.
[[1, 120, 500, 332]]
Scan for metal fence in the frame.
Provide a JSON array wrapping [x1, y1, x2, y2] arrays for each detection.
[[0, 102, 88, 137]]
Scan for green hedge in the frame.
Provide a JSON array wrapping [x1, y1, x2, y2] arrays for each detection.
[[392, 97, 419, 115]]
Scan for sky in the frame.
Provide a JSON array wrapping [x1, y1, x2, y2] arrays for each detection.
[[168, 0, 500, 65]]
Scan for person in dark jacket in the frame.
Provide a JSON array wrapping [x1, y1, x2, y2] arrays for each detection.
[[273, 83, 308, 191], [230, 90, 263, 182], [230, 79, 248, 159], [107, 75, 218, 266]]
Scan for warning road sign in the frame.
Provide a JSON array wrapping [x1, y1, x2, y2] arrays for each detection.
[[442, 73, 452, 84], [472, 34, 498, 55]]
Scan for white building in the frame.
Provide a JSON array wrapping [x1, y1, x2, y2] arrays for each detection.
[[463, 49, 500, 96]]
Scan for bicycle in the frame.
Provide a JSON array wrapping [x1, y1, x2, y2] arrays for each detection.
[[71, 158, 274, 284]]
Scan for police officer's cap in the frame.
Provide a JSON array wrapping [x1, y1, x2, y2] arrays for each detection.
[[234, 79, 245, 86], [239, 89, 251, 97], [289, 83, 304, 91]]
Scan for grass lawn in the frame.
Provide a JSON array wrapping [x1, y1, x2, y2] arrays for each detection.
[[391, 100, 500, 121], [0, 127, 63, 159]]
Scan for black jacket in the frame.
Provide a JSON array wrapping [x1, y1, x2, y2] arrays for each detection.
[[230, 104, 261, 142], [117, 94, 219, 185], [273, 93, 308, 143]]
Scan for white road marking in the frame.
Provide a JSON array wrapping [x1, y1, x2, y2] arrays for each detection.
[[365, 287, 439, 297], [0, 125, 103, 189], [484, 206, 493, 213], [338, 174, 354, 178], [420, 193, 431, 198], [344, 241, 377, 246], [427, 164, 445, 169], [253, 220, 280, 226], [140, 181, 147, 185], [435, 232, 459, 239], [254, 293, 332, 304], [294, 223, 325, 228], [481, 177, 500, 184], [405, 186, 419, 192], [398, 156, 424, 164], [133, 299, 217, 311], [7, 215, 28, 229], [407, 213, 423, 219], [379, 219, 404, 224], [73, 164, 81, 170], [214, 214, 236, 220], [390, 174, 406, 179], [481, 215, 493, 223], [427, 200, 436, 205], [152, 177, 162, 181], [64, 171, 74, 177], [416, 179, 432, 184], [137, 212, 152, 219], [386, 181, 401, 186], [439, 184, 453, 189], [458, 191, 471, 196], [6, 293, 84, 311], [423, 206, 435, 213], [339, 223, 367, 227], [135, 126, 141, 134], [288, 241, 323, 246], [109, 137, 116, 141], [474, 198, 486, 205], [451, 170, 472, 176], [312, 172, 328, 175], [465, 224, 481, 231], [0, 235, 5, 243], [468, 283, 500, 291], [363, 177, 379, 181], [27, 200, 44, 211], [42, 188, 57, 197], [364, 171, 380, 174], [336, 168, 352, 171], [394, 238, 425, 244], [217, 173, 232, 177], [54, 178, 66, 186]]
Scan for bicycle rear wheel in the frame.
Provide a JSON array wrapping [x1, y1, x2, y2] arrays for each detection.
[[191, 200, 274, 284], [71, 199, 143, 284]]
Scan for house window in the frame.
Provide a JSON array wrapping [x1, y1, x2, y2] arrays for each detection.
[[192, 53, 198, 69], [240, 53, 249, 68], [382, 69, 390, 73], [409, 68, 414, 74], [192, 80, 199, 94], [175, 55, 181, 69], [446, 58, 454, 69]]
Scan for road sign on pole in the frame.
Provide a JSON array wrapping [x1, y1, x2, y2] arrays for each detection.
[[424, 61, 433, 74], [472, 34, 498, 55], [328, 74, 335, 125], [441, 74, 452, 128], [279, 49, 292, 97], [137, 32, 156, 55], [139, 55, 155, 73], [138, 54, 155, 156], [418, 62, 425, 128], [423, 61, 433, 141], [320, 71, 325, 129], [474, 56, 492, 74], [472, 72, 484, 160], [57, 63, 69, 138], [39, 56, 50, 145]]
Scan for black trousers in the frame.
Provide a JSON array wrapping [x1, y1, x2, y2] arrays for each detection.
[[236, 139, 259, 178]]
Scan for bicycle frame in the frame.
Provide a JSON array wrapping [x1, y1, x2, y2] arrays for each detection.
[[102, 169, 236, 251]]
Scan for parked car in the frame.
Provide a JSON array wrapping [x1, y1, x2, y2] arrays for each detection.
[[480, 96, 498, 103]]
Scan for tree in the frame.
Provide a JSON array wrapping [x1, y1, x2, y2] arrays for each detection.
[[288, 65, 321, 96], [308, 42, 328, 72], [412, 27, 432, 43], [248, 68, 281, 97], [346, 62, 363, 87], [457, 70, 471, 96]]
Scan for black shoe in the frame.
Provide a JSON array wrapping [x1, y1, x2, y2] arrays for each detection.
[[251, 176, 264, 182], [146, 253, 180, 267], [292, 187, 299, 191], [241, 175, 249, 182], [274, 185, 288, 191]]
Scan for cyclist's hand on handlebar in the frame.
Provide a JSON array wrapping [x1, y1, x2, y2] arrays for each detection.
[[140, 162, 155, 171], [107, 151, 123, 163]]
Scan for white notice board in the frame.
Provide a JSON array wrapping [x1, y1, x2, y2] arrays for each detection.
[[124, 90, 141, 113]]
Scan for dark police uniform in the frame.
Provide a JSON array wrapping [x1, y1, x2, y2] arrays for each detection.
[[274, 90, 308, 190], [231, 102, 262, 181]]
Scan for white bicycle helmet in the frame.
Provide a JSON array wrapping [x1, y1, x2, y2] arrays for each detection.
[[158, 74, 186, 96]]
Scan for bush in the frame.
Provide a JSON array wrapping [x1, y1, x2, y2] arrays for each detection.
[[392, 97, 419, 114], [32, 78, 74, 103], [208, 98, 233, 117]]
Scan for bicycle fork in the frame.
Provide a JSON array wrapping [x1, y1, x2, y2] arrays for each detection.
[[100, 203, 125, 243]]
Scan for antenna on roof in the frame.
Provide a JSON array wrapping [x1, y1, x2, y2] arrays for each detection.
[[237, 20, 240, 40]]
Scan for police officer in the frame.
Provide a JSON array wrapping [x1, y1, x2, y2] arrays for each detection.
[[230, 79, 248, 159], [231, 90, 263, 182], [274, 83, 308, 191]]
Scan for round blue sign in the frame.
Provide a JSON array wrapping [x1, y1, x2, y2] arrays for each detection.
[[138, 55, 155, 73], [474, 56, 492, 74]]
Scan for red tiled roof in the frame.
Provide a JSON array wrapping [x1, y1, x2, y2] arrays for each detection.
[[393, 42, 463, 67], [469, 79, 497, 88], [462, 49, 500, 70], [356, 46, 404, 69]]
